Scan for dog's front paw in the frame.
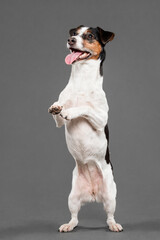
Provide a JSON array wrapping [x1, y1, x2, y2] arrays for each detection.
[[60, 108, 81, 120], [60, 109, 72, 120], [48, 104, 63, 115]]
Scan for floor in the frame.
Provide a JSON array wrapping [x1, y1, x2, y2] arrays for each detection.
[[0, 218, 160, 240]]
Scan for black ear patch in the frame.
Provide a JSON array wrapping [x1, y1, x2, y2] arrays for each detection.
[[69, 25, 84, 36], [97, 27, 115, 45]]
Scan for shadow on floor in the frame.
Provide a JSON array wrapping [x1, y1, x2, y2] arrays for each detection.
[[75, 219, 160, 232], [0, 219, 160, 238], [73, 225, 108, 232]]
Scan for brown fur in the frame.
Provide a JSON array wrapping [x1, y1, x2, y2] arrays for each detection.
[[81, 29, 102, 60], [83, 39, 102, 60]]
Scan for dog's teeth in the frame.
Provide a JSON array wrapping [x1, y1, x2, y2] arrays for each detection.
[[79, 52, 89, 59]]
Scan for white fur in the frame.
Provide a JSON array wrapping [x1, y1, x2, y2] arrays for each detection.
[[67, 27, 90, 53], [50, 39, 123, 232], [79, 26, 89, 36]]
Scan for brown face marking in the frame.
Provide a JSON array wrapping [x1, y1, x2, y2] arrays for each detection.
[[82, 30, 102, 60]]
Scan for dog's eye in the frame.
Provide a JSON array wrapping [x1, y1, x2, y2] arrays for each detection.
[[87, 33, 94, 40], [72, 32, 77, 36]]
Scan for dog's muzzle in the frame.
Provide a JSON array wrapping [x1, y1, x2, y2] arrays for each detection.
[[68, 37, 77, 46]]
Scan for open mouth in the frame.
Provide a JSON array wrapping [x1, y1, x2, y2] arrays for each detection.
[[65, 48, 91, 65]]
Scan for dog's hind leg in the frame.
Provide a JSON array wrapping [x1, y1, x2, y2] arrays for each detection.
[[59, 193, 81, 232], [102, 174, 123, 232], [59, 167, 81, 232]]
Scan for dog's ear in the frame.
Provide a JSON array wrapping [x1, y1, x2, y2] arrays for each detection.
[[97, 27, 115, 45], [69, 25, 84, 36]]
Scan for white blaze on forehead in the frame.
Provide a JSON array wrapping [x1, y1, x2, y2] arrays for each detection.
[[66, 26, 89, 59], [78, 27, 89, 36], [69, 27, 89, 50]]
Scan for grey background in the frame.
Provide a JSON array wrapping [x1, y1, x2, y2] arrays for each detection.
[[0, 0, 160, 239]]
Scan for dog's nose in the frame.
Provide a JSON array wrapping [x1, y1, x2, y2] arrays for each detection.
[[68, 37, 76, 46]]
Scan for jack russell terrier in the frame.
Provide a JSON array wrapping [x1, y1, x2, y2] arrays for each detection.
[[48, 25, 123, 233]]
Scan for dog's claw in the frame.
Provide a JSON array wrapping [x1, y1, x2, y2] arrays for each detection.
[[108, 223, 123, 232], [59, 222, 77, 232], [60, 113, 69, 120]]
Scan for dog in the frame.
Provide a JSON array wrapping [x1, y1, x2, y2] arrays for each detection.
[[48, 25, 123, 233]]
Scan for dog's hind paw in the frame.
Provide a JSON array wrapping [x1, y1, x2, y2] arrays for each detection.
[[108, 222, 123, 232], [59, 218, 78, 232], [59, 223, 76, 232]]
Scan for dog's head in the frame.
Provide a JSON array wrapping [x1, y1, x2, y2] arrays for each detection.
[[65, 25, 114, 65]]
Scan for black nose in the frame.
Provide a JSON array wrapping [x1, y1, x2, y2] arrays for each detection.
[[68, 37, 76, 46]]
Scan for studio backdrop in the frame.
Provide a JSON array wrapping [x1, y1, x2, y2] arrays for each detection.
[[0, 0, 160, 240]]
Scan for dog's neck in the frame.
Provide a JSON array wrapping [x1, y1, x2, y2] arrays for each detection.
[[68, 59, 103, 91]]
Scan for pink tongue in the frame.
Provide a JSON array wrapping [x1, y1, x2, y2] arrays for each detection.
[[65, 51, 82, 65]]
